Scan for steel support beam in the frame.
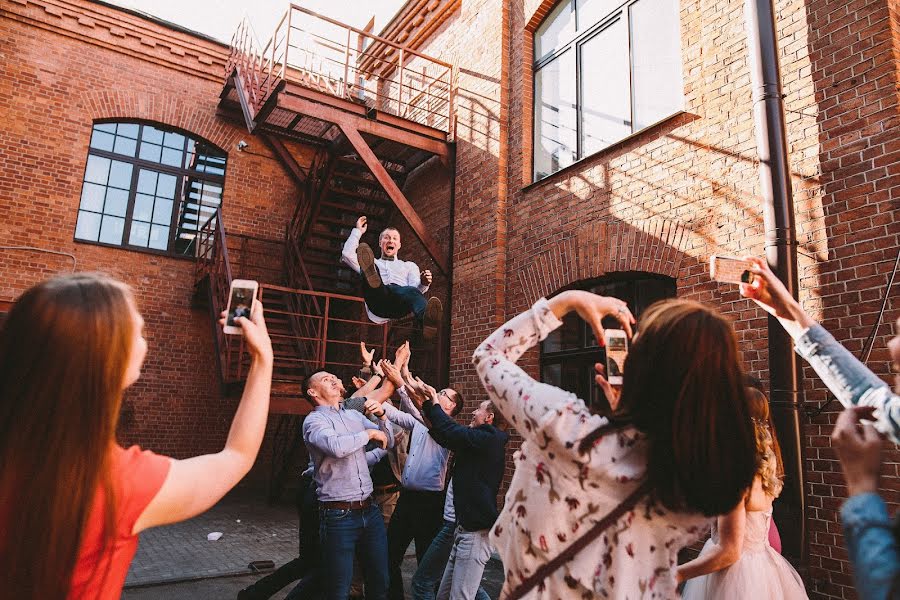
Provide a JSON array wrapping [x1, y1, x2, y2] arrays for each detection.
[[277, 92, 449, 159], [339, 123, 449, 275]]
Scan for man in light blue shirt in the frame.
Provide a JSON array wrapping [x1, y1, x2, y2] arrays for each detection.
[[302, 370, 396, 600], [378, 383, 460, 600], [341, 215, 442, 341]]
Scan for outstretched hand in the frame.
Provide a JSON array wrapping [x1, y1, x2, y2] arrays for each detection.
[[394, 341, 411, 370], [593, 363, 621, 411], [549, 290, 635, 345], [738, 256, 797, 319], [219, 300, 272, 362], [381, 360, 405, 388], [831, 405, 882, 496], [356, 215, 368, 233], [360, 342, 375, 369]]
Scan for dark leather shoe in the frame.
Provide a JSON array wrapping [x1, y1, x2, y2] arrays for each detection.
[[423, 297, 442, 342], [356, 243, 382, 289]]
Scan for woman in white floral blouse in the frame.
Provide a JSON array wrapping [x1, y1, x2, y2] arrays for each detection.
[[473, 291, 758, 599]]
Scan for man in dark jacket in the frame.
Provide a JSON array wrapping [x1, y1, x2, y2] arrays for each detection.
[[421, 395, 509, 600]]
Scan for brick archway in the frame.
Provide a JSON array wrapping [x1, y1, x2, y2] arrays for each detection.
[[78, 90, 239, 152], [516, 219, 690, 304]]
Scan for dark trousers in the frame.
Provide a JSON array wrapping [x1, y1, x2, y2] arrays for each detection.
[[363, 281, 428, 321], [319, 502, 390, 600], [241, 476, 320, 599], [387, 490, 446, 600]]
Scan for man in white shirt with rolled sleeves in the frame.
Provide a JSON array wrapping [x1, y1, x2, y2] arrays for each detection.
[[341, 215, 443, 341]]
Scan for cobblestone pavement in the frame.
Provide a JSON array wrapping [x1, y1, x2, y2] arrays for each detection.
[[126, 491, 299, 586], [124, 490, 505, 598]]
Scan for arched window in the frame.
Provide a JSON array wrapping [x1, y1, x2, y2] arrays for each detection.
[[540, 273, 676, 414], [532, 0, 684, 180], [75, 121, 227, 255]]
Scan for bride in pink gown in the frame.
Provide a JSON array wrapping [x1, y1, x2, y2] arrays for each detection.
[[678, 387, 809, 599]]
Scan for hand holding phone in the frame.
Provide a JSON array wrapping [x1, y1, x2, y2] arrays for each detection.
[[224, 279, 259, 335], [710, 255, 756, 285], [603, 329, 628, 386]]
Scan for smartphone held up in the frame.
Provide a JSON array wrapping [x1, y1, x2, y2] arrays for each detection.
[[603, 329, 628, 386], [710, 255, 756, 285], [224, 279, 259, 335]]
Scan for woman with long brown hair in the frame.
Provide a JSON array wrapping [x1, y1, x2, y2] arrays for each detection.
[[472, 291, 758, 599], [677, 384, 808, 598], [0, 273, 272, 599]]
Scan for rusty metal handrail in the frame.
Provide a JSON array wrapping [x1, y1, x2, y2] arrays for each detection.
[[227, 5, 456, 133]]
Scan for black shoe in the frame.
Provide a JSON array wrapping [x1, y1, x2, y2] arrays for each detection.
[[356, 243, 382, 289], [423, 297, 442, 342]]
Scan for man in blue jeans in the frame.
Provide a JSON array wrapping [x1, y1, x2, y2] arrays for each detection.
[[302, 370, 396, 600], [341, 215, 443, 341]]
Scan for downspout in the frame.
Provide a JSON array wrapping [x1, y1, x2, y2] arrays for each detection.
[[744, 0, 807, 568]]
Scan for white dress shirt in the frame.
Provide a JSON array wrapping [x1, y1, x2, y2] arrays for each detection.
[[341, 227, 430, 324]]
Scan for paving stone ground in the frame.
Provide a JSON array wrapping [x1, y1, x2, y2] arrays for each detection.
[[126, 490, 299, 586], [124, 489, 505, 599]]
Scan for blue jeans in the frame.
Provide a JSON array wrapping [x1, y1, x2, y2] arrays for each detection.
[[411, 520, 489, 600], [319, 503, 389, 600], [363, 282, 428, 320]]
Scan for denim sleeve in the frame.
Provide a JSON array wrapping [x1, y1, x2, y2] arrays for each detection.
[[840, 493, 900, 600], [795, 324, 900, 444]]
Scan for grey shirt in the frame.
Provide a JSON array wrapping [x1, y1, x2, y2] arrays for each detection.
[[303, 403, 395, 502]]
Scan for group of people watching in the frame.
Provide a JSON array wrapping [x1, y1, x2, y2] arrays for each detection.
[[1, 213, 899, 600]]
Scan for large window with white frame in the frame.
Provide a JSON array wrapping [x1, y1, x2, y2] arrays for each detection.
[[75, 121, 227, 255], [533, 0, 684, 180]]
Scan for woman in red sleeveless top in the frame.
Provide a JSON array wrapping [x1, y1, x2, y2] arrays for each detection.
[[0, 273, 273, 599]]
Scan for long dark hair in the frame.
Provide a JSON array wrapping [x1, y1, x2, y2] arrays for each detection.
[[616, 298, 757, 517], [0, 273, 134, 599]]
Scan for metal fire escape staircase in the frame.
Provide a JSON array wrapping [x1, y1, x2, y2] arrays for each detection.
[[197, 4, 455, 498]]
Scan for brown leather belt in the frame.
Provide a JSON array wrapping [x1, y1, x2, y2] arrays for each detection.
[[320, 497, 372, 511]]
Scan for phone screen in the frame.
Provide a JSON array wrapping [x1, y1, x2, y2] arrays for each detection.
[[605, 335, 628, 382], [227, 286, 255, 326]]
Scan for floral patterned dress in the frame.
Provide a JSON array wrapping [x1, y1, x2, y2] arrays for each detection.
[[473, 298, 711, 599]]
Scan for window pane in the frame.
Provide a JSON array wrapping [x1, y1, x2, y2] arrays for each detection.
[[75, 210, 101, 241], [577, 0, 623, 30], [117, 123, 139, 139], [90, 130, 114, 152], [134, 194, 154, 222], [137, 170, 157, 195], [108, 160, 133, 189], [99, 215, 125, 245], [113, 136, 137, 157], [153, 199, 173, 225], [543, 312, 581, 352], [80, 183, 105, 212], [129, 221, 150, 247], [156, 173, 177, 198], [139, 142, 162, 163], [142, 125, 164, 144], [533, 50, 577, 179], [104, 188, 129, 217], [163, 131, 185, 149], [149, 225, 170, 250], [542, 363, 562, 387], [630, 0, 684, 130], [535, 0, 575, 60], [84, 155, 110, 185], [95, 122, 117, 134], [579, 18, 631, 155], [161, 147, 183, 167]]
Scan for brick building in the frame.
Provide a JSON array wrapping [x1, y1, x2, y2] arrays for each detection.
[[2, 0, 899, 598]]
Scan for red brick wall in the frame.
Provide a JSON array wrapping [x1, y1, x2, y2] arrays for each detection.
[[0, 0, 304, 481], [404, 0, 900, 597]]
